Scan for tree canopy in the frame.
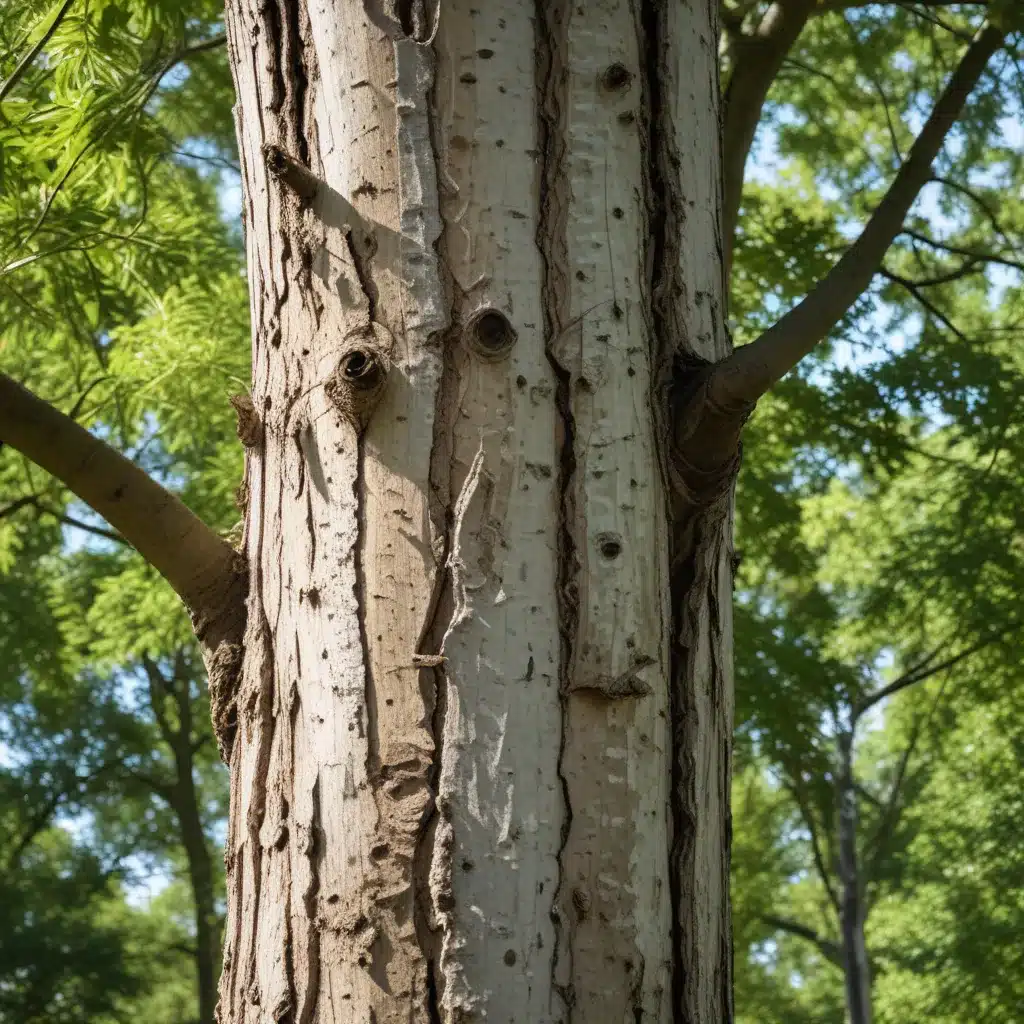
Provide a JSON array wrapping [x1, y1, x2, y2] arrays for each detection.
[[0, 0, 1021, 1021]]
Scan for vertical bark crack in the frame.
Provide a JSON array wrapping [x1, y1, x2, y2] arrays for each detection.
[[404, 29, 452, 1021], [297, 773, 322, 1024], [635, 1, 727, 1019], [535, 0, 576, 1012], [353, 442, 377, 785]]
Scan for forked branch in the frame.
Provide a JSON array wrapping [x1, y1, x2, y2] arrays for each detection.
[[710, 20, 1007, 413], [762, 914, 845, 967]]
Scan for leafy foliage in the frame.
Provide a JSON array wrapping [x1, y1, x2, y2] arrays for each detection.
[[730, 3, 1024, 1020]]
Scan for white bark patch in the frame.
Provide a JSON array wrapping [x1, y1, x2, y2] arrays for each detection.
[[430, 1, 565, 1018], [539, 2, 673, 1020]]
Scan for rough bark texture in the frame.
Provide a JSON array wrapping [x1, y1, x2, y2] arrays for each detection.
[[219, 1, 735, 1021]]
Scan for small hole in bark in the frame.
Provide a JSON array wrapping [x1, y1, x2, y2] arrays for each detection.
[[460, 72, 477, 84], [265, 145, 286, 174], [461, 859, 474, 871], [466, 308, 517, 360], [342, 349, 384, 391], [477, 47, 495, 58], [612, 301, 624, 320], [370, 842, 390, 861], [575, 270, 586, 281], [601, 63, 633, 91], [618, 110, 635, 125], [516, 375, 527, 390], [612, 207, 624, 219], [503, 949, 517, 966], [627, 366, 635, 377], [598, 533, 622, 560]]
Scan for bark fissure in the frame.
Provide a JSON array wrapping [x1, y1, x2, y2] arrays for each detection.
[[637, 1, 689, 1016], [413, 344, 457, 1018], [641, 0, 738, 1018], [412, 59, 461, 1023], [534, 0, 577, 1011], [296, 772, 321, 1024]]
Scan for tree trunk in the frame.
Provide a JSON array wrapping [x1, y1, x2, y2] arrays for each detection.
[[837, 730, 872, 1024], [219, 1, 734, 1021], [174, 760, 220, 1024]]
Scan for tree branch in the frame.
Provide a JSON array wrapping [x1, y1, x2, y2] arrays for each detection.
[[882, 257, 983, 287], [0, 0, 77, 105], [722, 0, 818, 267], [710, 20, 1006, 412], [0, 373, 242, 631], [880, 268, 970, 339], [0, 493, 39, 520], [864, 670, 952, 888], [930, 174, 1019, 247], [142, 655, 180, 748], [33, 501, 128, 543], [902, 228, 1024, 273], [762, 914, 845, 967], [784, 778, 842, 914], [853, 627, 1011, 721]]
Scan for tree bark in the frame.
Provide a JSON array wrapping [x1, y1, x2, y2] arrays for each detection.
[[219, 0, 733, 1020]]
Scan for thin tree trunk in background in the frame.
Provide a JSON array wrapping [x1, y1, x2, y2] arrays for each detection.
[[219, 0, 734, 1020], [837, 730, 872, 1024], [174, 764, 220, 1024]]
